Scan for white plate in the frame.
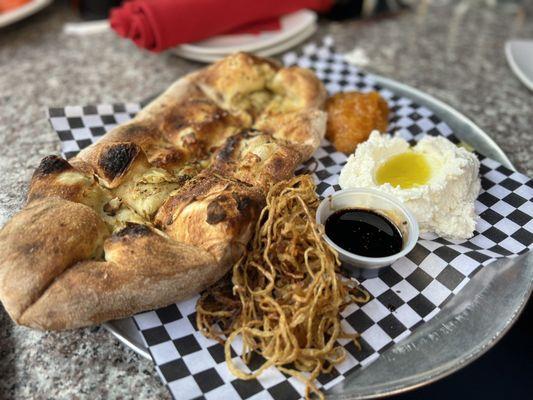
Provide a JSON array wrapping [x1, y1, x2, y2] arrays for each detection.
[[175, 9, 316, 56], [173, 22, 317, 63], [0, 0, 52, 28], [505, 40, 533, 91]]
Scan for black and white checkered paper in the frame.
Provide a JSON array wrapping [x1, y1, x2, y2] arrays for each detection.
[[48, 38, 533, 400]]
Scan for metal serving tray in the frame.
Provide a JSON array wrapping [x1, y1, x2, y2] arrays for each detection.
[[104, 75, 533, 399]]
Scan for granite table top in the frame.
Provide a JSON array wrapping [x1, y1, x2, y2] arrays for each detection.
[[0, 1, 531, 399]]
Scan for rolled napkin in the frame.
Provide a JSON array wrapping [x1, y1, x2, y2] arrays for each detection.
[[110, 0, 332, 52]]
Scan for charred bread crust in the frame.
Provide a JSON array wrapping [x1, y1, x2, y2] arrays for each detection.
[[0, 52, 326, 330], [28, 156, 93, 204], [97, 142, 141, 184], [210, 130, 302, 192], [33, 155, 72, 176], [80, 141, 151, 189], [155, 172, 264, 266]]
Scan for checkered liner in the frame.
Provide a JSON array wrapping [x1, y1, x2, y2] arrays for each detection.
[[48, 39, 533, 400]]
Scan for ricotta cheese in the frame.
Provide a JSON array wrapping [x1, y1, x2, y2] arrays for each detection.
[[338, 131, 481, 240]]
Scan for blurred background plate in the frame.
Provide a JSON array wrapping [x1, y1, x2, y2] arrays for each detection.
[[174, 9, 316, 56], [0, 0, 52, 28], [172, 22, 316, 63], [505, 40, 533, 91], [104, 75, 532, 398]]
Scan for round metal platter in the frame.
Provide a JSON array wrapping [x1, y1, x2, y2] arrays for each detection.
[[104, 76, 533, 398]]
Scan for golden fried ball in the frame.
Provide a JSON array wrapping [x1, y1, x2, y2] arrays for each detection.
[[325, 91, 389, 154]]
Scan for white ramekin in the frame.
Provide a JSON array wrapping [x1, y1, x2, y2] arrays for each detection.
[[316, 188, 419, 278]]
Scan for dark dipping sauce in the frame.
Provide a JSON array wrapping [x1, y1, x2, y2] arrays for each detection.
[[325, 208, 403, 258]]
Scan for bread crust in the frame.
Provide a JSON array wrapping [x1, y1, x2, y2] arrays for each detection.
[[155, 171, 265, 266], [0, 53, 326, 330], [210, 130, 302, 192], [0, 198, 109, 322], [20, 224, 218, 330]]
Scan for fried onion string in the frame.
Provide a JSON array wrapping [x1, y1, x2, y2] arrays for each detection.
[[196, 175, 370, 399]]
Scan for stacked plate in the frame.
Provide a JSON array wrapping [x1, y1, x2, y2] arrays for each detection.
[[172, 9, 317, 62]]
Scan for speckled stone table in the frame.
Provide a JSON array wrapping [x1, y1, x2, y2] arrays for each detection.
[[0, 1, 531, 399]]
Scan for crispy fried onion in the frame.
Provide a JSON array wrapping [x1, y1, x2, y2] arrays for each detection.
[[196, 175, 370, 399]]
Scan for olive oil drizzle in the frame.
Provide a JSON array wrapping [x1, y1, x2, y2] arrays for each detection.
[[375, 151, 431, 189]]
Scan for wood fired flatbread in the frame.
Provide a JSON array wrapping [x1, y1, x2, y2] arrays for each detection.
[[0, 53, 327, 330]]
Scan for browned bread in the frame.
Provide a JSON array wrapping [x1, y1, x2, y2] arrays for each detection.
[[0, 53, 327, 330]]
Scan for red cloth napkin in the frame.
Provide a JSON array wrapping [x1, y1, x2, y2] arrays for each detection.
[[110, 0, 332, 52]]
